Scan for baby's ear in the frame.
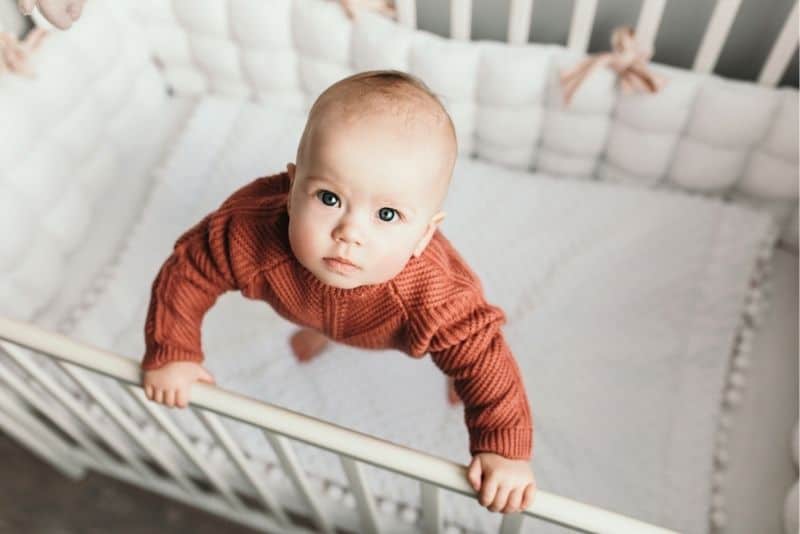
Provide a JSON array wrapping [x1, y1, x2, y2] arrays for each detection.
[[286, 163, 296, 212], [412, 211, 446, 258]]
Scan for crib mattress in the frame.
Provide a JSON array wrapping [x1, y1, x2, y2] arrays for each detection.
[[51, 95, 796, 534]]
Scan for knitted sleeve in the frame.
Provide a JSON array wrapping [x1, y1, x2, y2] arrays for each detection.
[[409, 290, 534, 460], [141, 180, 267, 371]]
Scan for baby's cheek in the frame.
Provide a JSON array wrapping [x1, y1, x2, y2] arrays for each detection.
[[369, 240, 416, 282], [289, 215, 323, 262]]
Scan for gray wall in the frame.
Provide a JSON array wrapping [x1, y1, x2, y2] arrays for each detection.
[[418, 0, 799, 87], [2, 0, 797, 87]]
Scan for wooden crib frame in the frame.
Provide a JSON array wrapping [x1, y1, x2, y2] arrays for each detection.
[[2, 0, 798, 532], [0, 316, 677, 533]]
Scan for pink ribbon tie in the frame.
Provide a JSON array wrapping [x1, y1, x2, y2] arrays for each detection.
[[560, 26, 667, 107]]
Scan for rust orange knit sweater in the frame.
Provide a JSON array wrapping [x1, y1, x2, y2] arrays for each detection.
[[141, 172, 533, 460]]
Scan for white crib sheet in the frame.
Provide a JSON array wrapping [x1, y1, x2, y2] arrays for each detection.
[[61, 95, 785, 534]]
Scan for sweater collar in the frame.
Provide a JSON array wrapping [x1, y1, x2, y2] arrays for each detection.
[[296, 261, 390, 299]]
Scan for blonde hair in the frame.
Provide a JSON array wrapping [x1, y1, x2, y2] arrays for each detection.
[[296, 69, 457, 165]]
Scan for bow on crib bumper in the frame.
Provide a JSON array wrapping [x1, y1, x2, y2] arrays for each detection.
[[560, 26, 667, 107]]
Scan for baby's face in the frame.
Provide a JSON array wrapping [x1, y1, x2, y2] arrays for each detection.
[[286, 111, 451, 289]]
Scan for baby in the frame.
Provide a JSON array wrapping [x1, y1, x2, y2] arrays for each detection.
[[140, 70, 537, 514]]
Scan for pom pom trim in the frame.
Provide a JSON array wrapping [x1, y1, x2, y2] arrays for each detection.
[[709, 219, 780, 534]]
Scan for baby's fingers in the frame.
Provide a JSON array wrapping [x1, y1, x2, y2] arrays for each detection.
[[502, 487, 523, 514], [467, 458, 482, 491], [164, 389, 177, 408], [176, 388, 189, 409], [479, 479, 498, 508], [489, 484, 511, 513], [520, 483, 536, 509]]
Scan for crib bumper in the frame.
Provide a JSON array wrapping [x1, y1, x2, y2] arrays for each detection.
[[0, 1, 170, 321], [121, 0, 798, 251]]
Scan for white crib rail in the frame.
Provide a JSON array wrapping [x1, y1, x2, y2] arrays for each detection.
[[567, 0, 599, 53], [506, 0, 533, 45], [759, 1, 800, 85], [633, 0, 666, 51], [692, 0, 743, 74], [0, 315, 678, 534]]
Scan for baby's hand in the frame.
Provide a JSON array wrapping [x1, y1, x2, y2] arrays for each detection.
[[142, 361, 215, 409], [467, 452, 537, 514]]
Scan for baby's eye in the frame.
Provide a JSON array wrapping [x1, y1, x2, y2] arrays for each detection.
[[378, 207, 398, 222], [316, 190, 339, 207]]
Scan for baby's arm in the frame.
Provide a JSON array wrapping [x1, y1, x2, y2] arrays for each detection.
[[142, 211, 240, 370], [422, 292, 536, 512], [141, 179, 267, 406], [426, 295, 533, 459]]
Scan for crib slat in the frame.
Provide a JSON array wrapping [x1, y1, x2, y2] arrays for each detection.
[[124, 385, 250, 512], [0, 341, 153, 481], [450, 0, 472, 40], [57, 362, 207, 494], [420, 482, 442, 533], [507, 0, 534, 45], [500, 512, 525, 534], [567, 0, 598, 53], [194, 409, 293, 527], [693, 0, 743, 73], [48, 361, 161, 484], [634, 0, 666, 51], [263, 430, 336, 534], [0, 357, 116, 472], [0, 386, 86, 480], [339, 456, 382, 534], [758, 1, 799, 86], [395, 0, 416, 29]]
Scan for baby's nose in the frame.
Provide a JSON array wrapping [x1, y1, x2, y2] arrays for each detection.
[[334, 232, 362, 246], [333, 222, 363, 246]]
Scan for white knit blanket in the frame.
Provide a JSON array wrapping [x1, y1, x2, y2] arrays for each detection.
[[65, 96, 778, 534]]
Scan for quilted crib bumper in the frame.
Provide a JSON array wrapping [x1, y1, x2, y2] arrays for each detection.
[[0, 2, 182, 322], [1, 0, 797, 323], [124, 0, 798, 249]]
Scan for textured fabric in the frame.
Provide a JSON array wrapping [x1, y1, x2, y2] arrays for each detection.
[[56, 96, 782, 533], [141, 171, 533, 460], [0, 0, 170, 321], [121, 0, 798, 250]]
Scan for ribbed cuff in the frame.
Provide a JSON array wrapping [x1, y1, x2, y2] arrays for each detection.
[[141, 344, 203, 371], [469, 427, 533, 460]]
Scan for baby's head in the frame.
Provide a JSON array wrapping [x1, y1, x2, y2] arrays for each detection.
[[285, 70, 457, 289]]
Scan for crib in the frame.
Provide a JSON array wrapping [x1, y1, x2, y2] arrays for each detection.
[[0, 1, 798, 533]]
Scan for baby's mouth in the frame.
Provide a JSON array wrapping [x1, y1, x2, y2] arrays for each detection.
[[323, 257, 360, 274]]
